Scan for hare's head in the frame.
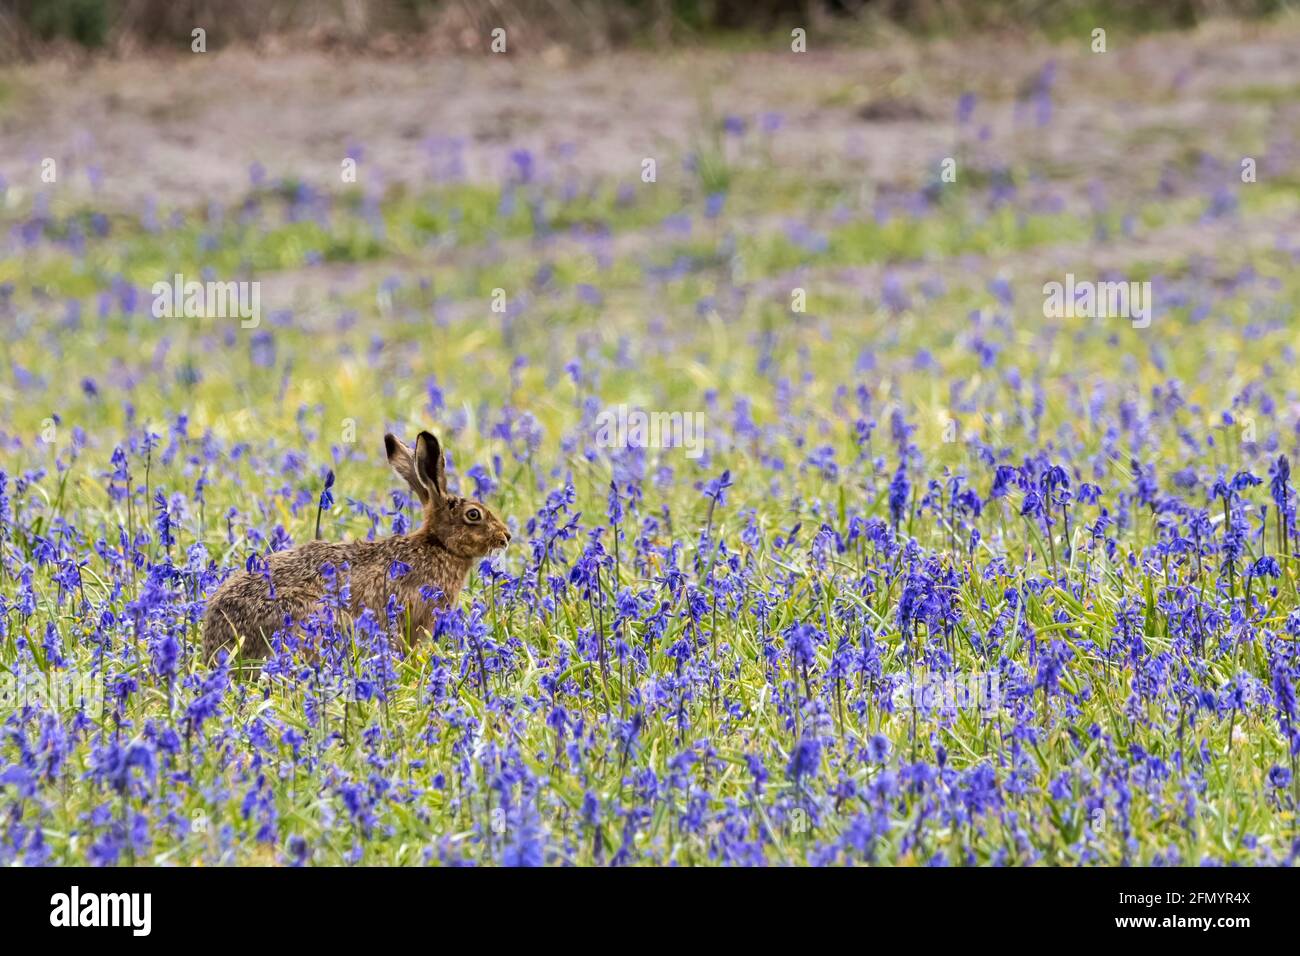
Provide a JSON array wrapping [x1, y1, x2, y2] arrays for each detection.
[[385, 431, 511, 560]]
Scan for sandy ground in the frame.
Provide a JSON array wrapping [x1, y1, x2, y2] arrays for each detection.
[[2, 19, 1298, 212], [2, 18, 1299, 318]]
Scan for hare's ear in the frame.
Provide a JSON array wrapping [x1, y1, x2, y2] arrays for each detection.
[[414, 431, 447, 500], [385, 433, 430, 506]]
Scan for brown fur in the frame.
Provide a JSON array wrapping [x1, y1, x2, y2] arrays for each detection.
[[202, 431, 509, 662]]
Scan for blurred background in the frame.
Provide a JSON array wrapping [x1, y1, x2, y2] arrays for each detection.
[[0, 0, 1292, 59]]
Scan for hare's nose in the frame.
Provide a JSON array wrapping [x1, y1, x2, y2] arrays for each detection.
[[504, 530, 512, 543]]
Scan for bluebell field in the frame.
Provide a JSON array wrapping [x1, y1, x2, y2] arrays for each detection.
[[1, 51, 1299, 866]]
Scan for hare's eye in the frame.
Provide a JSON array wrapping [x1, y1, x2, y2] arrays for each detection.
[[466, 508, 482, 522]]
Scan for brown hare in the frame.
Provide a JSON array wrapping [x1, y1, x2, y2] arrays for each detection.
[[202, 430, 510, 662]]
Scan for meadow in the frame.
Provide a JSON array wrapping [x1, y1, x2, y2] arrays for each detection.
[[2, 24, 1300, 866]]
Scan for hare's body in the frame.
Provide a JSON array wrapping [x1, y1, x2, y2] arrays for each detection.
[[202, 531, 474, 660], [202, 431, 509, 662]]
